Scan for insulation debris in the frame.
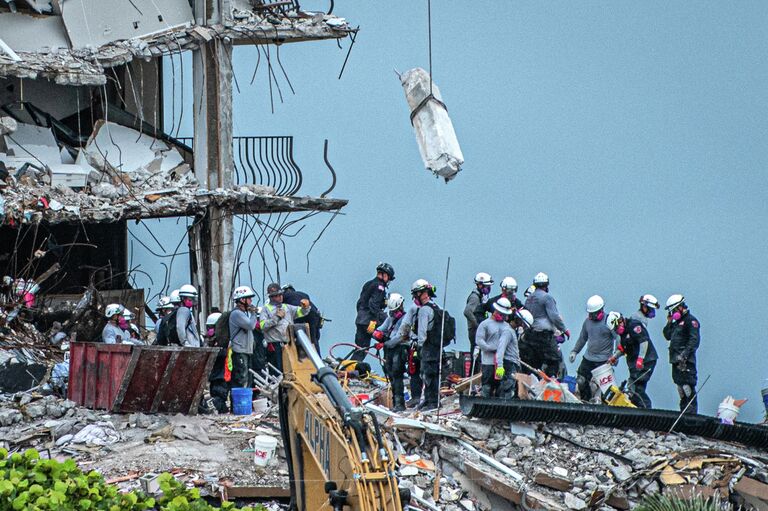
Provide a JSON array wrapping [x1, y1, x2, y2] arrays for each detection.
[[401, 67, 464, 182]]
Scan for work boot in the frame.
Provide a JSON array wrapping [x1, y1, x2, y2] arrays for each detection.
[[405, 397, 421, 408], [392, 397, 406, 412]]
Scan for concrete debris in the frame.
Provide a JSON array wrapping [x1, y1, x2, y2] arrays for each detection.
[[400, 67, 464, 182], [0, 116, 17, 135], [564, 492, 588, 510]]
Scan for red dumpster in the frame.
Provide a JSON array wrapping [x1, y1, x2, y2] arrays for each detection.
[[68, 342, 219, 414]]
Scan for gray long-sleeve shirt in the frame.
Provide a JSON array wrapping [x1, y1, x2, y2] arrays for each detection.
[[630, 310, 649, 327], [176, 306, 200, 347], [375, 313, 408, 349], [229, 308, 259, 354], [397, 304, 419, 341], [464, 289, 484, 330], [102, 323, 126, 344], [259, 302, 310, 344], [475, 318, 514, 365], [573, 317, 616, 362], [524, 288, 567, 333]]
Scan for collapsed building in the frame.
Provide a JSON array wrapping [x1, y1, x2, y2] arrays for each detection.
[[0, 0, 350, 375]]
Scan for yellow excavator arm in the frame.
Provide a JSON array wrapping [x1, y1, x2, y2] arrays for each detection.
[[278, 326, 406, 511]]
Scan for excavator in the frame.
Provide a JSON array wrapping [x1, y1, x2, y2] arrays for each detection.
[[278, 325, 408, 511]]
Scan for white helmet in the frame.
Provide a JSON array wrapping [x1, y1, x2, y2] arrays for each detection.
[[640, 294, 660, 309], [206, 312, 222, 327], [178, 284, 198, 299], [606, 311, 622, 330], [157, 296, 173, 310], [517, 309, 533, 328], [122, 308, 135, 320], [105, 303, 124, 318], [586, 295, 605, 313], [411, 279, 431, 294], [387, 293, 404, 311], [169, 290, 181, 304], [474, 272, 493, 286], [524, 284, 536, 298], [533, 272, 549, 285], [493, 297, 514, 315], [500, 277, 518, 292], [130, 324, 140, 335], [665, 294, 685, 310], [233, 285, 255, 301]]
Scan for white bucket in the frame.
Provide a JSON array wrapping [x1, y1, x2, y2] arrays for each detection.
[[253, 398, 270, 413], [717, 402, 740, 425], [250, 435, 278, 467], [591, 364, 616, 394]]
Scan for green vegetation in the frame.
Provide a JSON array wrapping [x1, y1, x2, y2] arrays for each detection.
[[0, 448, 263, 511], [636, 493, 722, 511]]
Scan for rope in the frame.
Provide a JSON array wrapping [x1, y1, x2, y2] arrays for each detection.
[[427, 0, 433, 96]]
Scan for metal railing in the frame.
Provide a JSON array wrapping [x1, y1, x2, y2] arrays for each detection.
[[175, 136, 303, 196]]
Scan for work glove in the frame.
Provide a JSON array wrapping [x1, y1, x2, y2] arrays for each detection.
[[366, 320, 377, 334], [555, 333, 566, 344], [608, 356, 618, 366], [635, 357, 644, 370], [300, 299, 310, 309], [675, 355, 687, 370], [276, 308, 286, 319], [495, 366, 505, 379], [564, 329, 571, 340], [568, 351, 577, 363], [472, 347, 480, 360], [375, 342, 384, 351], [372, 330, 384, 341]]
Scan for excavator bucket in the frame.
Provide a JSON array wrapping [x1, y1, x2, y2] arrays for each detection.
[[459, 395, 768, 449]]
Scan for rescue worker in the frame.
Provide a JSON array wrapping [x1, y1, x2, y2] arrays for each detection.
[[524, 285, 536, 299], [412, 279, 441, 411], [176, 285, 201, 347], [474, 297, 515, 398], [260, 283, 311, 371], [465, 272, 493, 374], [569, 295, 615, 402], [122, 309, 142, 344], [606, 311, 658, 408], [523, 272, 569, 377], [202, 312, 229, 413], [662, 294, 701, 414], [632, 294, 660, 327], [482, 277, 524, 316], [352, 263, 395, 361], [102, 303, 127, 344], [154, 296, 173, 334], [282, 284, 322, 352], [230, 286, 260, 398], [397, 302, 422, 408], [372, 293, 409, 411]]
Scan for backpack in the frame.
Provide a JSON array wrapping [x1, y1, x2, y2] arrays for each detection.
[[157, 308, 180, 346], [213, 311, 232, 348], [425, 303, 456, 348]]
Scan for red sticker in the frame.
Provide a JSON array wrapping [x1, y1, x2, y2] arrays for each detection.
[[692, 320, 699, 328], [634, 325, 642, 334]]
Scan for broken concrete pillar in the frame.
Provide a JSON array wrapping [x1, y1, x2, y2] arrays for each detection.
[[400, 67, 464, 182], [0, 116, 18, 135]]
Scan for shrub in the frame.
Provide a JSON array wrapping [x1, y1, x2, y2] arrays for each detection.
[[0, 448, 263, 511]]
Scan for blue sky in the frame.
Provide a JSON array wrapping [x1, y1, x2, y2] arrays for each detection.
[[130, 1, 768, 421]]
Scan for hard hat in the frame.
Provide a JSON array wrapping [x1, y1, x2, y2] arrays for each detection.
[[524, 285, 536, 298], [586, 295, 605, 313], [411, 279, 431, 294], [169, 290, 181, 304], [130, 324, 140, 335], [206, 312, 222, 327], [517, 309, 533, 328], [387, 293, 404, 311], [2, 276, 12, 286], [606, 311, 622, 330], [178, 284, 198, 299], [640, 294, 660, 309], [533, 272, 549, 285], [267, 283, 283, 297], [493, 297, 514, 315], [122, 308, 135, 320], [474, 272, 493, 286], [665, 294, 685, 310], [105, 303, 124, 318], [157, 296, 172, 310], [233, 285, 256, 301], [500, 276, 518, 292], [376, 262, 396, 280], [281, 283, 295, 292]]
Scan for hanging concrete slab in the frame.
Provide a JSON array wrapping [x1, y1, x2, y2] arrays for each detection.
[[0, 13, 69, 52], [59, 0, 194, 50]]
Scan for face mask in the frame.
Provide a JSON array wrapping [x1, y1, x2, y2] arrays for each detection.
[[118, 318, 128, 329], [206, 328, 215, 337], [589, 310, 605, 321], [183, 298, 194, 308], [393, 310, 404, 320], [672, 311, 682, 321], [413, 298, 420, 307], [492, 312, 504, 322], [616, 324, 625, 335], [646, 308, 656, 319], [481, 286, 491, 296]]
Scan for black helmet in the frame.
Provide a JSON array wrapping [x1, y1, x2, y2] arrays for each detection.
[[376, 262, 395, 280]]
